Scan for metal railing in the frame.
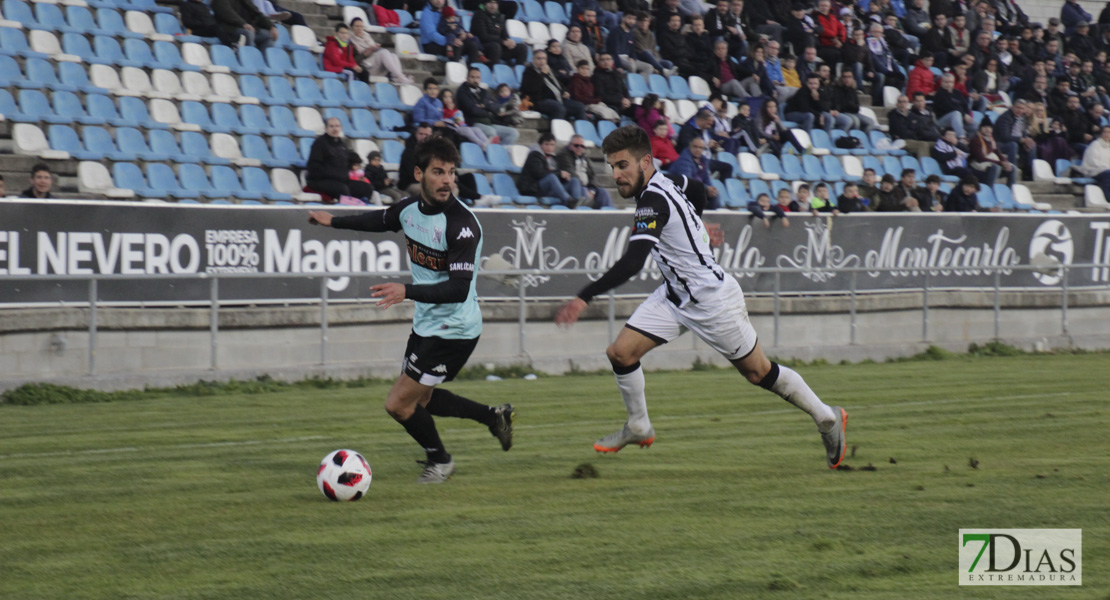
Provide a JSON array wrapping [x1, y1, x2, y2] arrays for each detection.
[[3, 263, 1108, 376]]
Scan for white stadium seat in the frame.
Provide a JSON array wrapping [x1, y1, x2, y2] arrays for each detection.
[[445, 61, 467, 87], [883, 86, 900, 109], [842, 155, 863, 178], [506, 19, 529, 43], [29, 30, 80, 62], [291, 25, 323, 52], [674, 99, 697, 123], [549, 23, 567, 42], [89, 64, 139, 96], [150, 98, 201, 131], [121, 66, 160, 98], [688, 76, 711, 100], [78, 161, 135, 199], [295, 106, 325, 134], [398, 84, 422, 106], [527, 21, 551, 45], [211, 72, 257, 104], [550, 119, 574, 144], [182, 43, 229, 73], [393, 33, 436, 61], [509, 144, 529, 168], [1012, 184, 1052, 211], [272, 168, 323, 202], [182, 71, 227, 103], [151, 69, 201, 101], [739, 152, 778, 180], [791, 129, 817, 154], [211, 132, 262, 166], [13, 123, 70, 159], [125, 11, 171, 41], [1084, 185, 1109, 209]]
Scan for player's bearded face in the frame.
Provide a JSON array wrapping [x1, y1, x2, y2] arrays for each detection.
[[417, 158, 456, 205], [609, 150, 648, 199]]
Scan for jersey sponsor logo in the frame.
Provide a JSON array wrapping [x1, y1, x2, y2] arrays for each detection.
[[431, 364, 448, 374], [449, 261, 475, 272], [636, 220, 657, 231], [457, 227, 475, 240], [406, 237, 449, 271], [634, 207, 657, 218], [403, 214, 429, 235]]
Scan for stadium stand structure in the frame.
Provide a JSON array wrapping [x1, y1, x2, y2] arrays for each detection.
[[0, 0, 1102, 211]]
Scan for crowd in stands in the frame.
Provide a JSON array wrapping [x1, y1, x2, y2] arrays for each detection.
[[164, 0, 1110, 209]]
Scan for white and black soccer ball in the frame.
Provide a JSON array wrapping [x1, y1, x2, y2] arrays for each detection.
[[317, 449, 372, 502]]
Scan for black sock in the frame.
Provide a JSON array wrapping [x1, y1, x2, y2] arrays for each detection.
[[396, 405, 450, 464], [425, 388, 496, 427]]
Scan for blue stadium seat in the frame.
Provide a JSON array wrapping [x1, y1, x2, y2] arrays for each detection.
[[648, 74, 674, 99], [493, 63, 518, 87], [0, 56, 22, 86], [781, 154, 804, 181], [23, 58, 76, 92], [348, 80, 376, 106], [544, 1, 568, 24], [760, 154, 785, 179], [153, 12, 204, 43], [871, 130, 906, 156], [243, 167, 292, 201], [992, 183, 1017, 210], [61, 33, 101, 64], [93, 35, 142, 67], [460, 142, 495, 170], [574, 120, 603, 147], [379, 109, 409, 137], [492, 173, 537, 205], [83, 94, 129, 127], [211, 165, 264, 200], [270, 77, 310, 107], [977, 185, 998, 209], [2, 0, 46, 30], [178, 164, 223, 197], [0, 89, 33, 122], [822, 155, 852, 181], [153, 41, 201, 72], [271, 136, 305, 168], [265, 47, 304, 76], [149, 129, 188, 162], [48, 125, 100, 160], [113, 163, 157, 196], [919, 156, 958, 182], [810, 129, 845, 155], [145, 163, 194, 198], [848, 130, 875, 155], [239, 45, 280, 76], [626, 73, 648, 98], [181, 100, 230, 134], [881, 156, 903, 177], [799, 154, 828, 180], [35, 3, 75, 33], [239, 75, 278, 105], [81, 126, 127, 160], [58, 62, 107, 94], [212, 102, 261, 135], [119, 127, 171, 161], [269, 105, 315, 137], [17, 89, 65, 123], [713, 151, 739, 176], [322, 107, 367, 138], [668, 76, 697, 101], [127, 0, 173, 15], [381, 139, 404, 165], [241, 135, 284, 167], [373, 82, 408, 111], [240, 104, 276, 135], [471, 63, 492, 85], [598, 120, 618, 140], [862, 155, 883, 176], [487, 144, 519, 173], [520, 0, 549, 23], [123, 38, 161, 68], [52, 91, 101, 125], [99, 9, 143, 38], [770, 180, 789, 197], [900, 155, 921, 174], [0, 28, 49, 59], [725, 179, 749, 208], [710, 178, 731, 207], [67, 6, 111, 36], [471, 173, 494, 197], [181, 130, 231, 164], [211, 45, 248, 74], [323, 79, 360, 108], [293, 49, 330, 78]]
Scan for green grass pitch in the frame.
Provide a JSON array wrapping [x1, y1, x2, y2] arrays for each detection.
[[1, 354, 1107, 599]]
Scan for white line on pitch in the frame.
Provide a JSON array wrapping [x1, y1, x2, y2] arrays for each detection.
[[0, 435, 329, 461]]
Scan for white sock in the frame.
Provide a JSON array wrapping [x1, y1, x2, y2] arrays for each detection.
[[769, 364, 836, 428], [614, 363, 652, 434]]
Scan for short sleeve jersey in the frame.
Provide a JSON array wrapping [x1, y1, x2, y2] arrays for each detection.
[[379, 196, 483, 339], [628, 172, 725, 306]]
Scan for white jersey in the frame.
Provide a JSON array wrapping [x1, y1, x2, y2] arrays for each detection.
[[629, 171, 726, 307]]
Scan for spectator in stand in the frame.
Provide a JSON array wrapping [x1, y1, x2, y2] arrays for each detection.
[[440, 89, 493, 149], [1061, 94, 1098, 153], [903, 93, 941, 156], [576, 8, 606, 55], [1027, 101, 1073, 164], [876, 173, 918, 211], [764, 40, 796, 104], [912, 174, 945, 212], [517, 133, 586, 207], [520, 50, 588, 121], [546, 39, 575, 85], [491, 83, 523, 127], [669, 138, 722, 209], [1048, 76, 1075, 116], [1061, 0, 1093, 36], [906, 55, 938, 98], [650, 119, 680, 167], [631, 12, 675, 75], [971, 57, 1010, 106], [903, 0, 931, 39], [922, 13, 953, 67], [414, 78, 449, 131], [831, 71, 877, 132], [569, 61, 621, 122], [344, 152, 374, 205], [607, 11, 655, 76], [1080, 125, 1110, 200], [563, 26, 594, 74], [571, 0, 618, 32], [857, 168, 880, 209], [364, 150, 406, 204], [653, 0, 682, 35], [943, 175, 981, 212], [20, 163, 53, 199], [557, 135, 614, 208], [730, 102, 764, 153], [593, 53, 633, 117], [685, 15, 716, 68], [181, 0, 241, 47], [934, 73, 974, 139], [867, 22, 906, 106], [436, 5, 483, 63], [635, 94, 672, 135], [995, 99, 1038, 173], [948, 13, 972, 60], [211, 0, 275, 50], [705, 1, 739, 54], [884, 13, 918, 61], [676, 110, 734, 179], [710, 40, 765, 99], [419, 0, 456, 59], [1022, 74, 1051, 106], [748, 192, 789, 227], [824, 182, 865, 214], [306, 118, 375, 203], [797, 45, 822, 80], [968, 122, 1014, 186], [841, 28, 870, 87], [784, 4, 818, 57], [814, 0, 846, 66], [658, 13, 699, 77], [757, 98, 805, 155], [456, 68, 520, 146], [1067, 21, 1098, 61], [460, 0, 518, 19], [471, 0, 528, 67], [747, 0, 788, 44], [786, 73, 849, 134], [397, 124, 433, 195], [932, 128, 974, 179], [349, 18, 413, 85], [775, 187, 800, 213], [323, 24, 369, 83], [250, 0, 301, 27]]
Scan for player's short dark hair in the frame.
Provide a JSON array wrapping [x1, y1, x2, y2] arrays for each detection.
[[31, 163, 51, 176], [601, 124, 652, 159], [413, 135, 460, 171]]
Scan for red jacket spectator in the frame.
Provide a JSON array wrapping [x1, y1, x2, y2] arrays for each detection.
[[568, 73, 602, 105], [651, 133, 679, 166], [323, 36, 358, 74], [906, 59, 937, 97], [814, 11, 845, 48]]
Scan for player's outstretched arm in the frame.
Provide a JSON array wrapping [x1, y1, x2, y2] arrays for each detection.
[[307, 211, 333, 226], [555, 238, 655, 327]]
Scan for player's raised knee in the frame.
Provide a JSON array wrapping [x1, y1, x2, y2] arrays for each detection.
[[605, 343, 639, 368], [384, 397, 413, 421]]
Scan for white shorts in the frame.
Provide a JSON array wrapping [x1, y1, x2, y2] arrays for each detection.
[[625, 276, 758, 361]]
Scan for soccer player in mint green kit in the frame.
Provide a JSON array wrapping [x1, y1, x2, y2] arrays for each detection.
[[308, 136, 514, 484]]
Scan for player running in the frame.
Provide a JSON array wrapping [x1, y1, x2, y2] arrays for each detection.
[[554, 125, 848, 468], [308, 135, 514, 484]]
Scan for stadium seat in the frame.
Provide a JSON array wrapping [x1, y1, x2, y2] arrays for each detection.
[[739, 152, 776, 180], [292, 49, 328, 77], [520, 0, 548, 23], [240, 135, 283, 168], [176, 70, 217, 102], [239, 45, 279, 76], [381, 139, 404, 166], [118, 66, 163, 98], [822, 155, 854, 182], [145, 163, 194, 199], [492, 173, 537, 205], [487, 144, 519, 173], [647, 74, 674, 99], [372, 82, 408, 111], [180, 130, 230, 165], [181, 100, 228, 134], [48, 125, 99, 160], [0, 55, 23, 87], [862, 155, 883, 176], [841, 155, 864, 179], [322, 78, 359, 108], [270, 76, 312, 107], [211, 45, 247, 73], [871, 130, 905, 156], [493, 63, 518, 87], [29, 30, 78, 62], [748, 179, 771, 201], [574, 120, 602, 147], [322, 107, 368, 138], [148, 129, 188, 162], [2, 0, 44, 30], [272, 136, 305, 168], [798, 154, 827, 181], [0, 89, 33, 122], [175, 163, 221, 198], [724, 179, 750, 208], [238, 74, 277, 105], [57, 62, 105, 95], [52, 91, 100, 126], [153, 41, 201, 72], [780, 154, 804, 181], [397, 84, 422, 107], [12, 123, 67, 158], [118, 126, 172, 161], [154, 12, 203, 43], [270, 105, 315, 137], [127, 0, 174, 16], [243, 167, 292, 201], [211, 165, 264, 200], [15, 89, 64, 123], [78, 126, 125, 161], [379, 109, 409, 137], [916, 156, 954, 183], [142, 98, 188, 130], [124, 10, 160, 38], [78, 161, 135, 199], [23, 58, 76, 93], [444, 61, 468, 87], [213, 102, 261, 135], [460, 142, 495, 171], [113, 162, 158, 197], [760, 154, 786, 180], [527, 21, 551, 45], [626, 73, 649, 98], [209, 73, 254, 104], [210, 132, 261, 166], [295, 106, 325, 134], [881, 156, 903, 177], [265, 47, 308, 77], [347, 79, 376, 107], [1, 27, 50, 59], [289, 24, 321, 51], [271, 168, 321, 202], [808, 129, 842, 155]]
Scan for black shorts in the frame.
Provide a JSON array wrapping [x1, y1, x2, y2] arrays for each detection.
[[401, 332, 480, 386]]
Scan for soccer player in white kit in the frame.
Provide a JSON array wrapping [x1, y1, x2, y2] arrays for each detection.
[[555, 125, 848, 468]]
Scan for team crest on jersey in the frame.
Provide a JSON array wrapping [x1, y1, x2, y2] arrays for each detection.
[[433, 227, 443, 245]]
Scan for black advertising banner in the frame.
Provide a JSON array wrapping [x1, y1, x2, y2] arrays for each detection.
[[1, 200, 1109, 305]]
